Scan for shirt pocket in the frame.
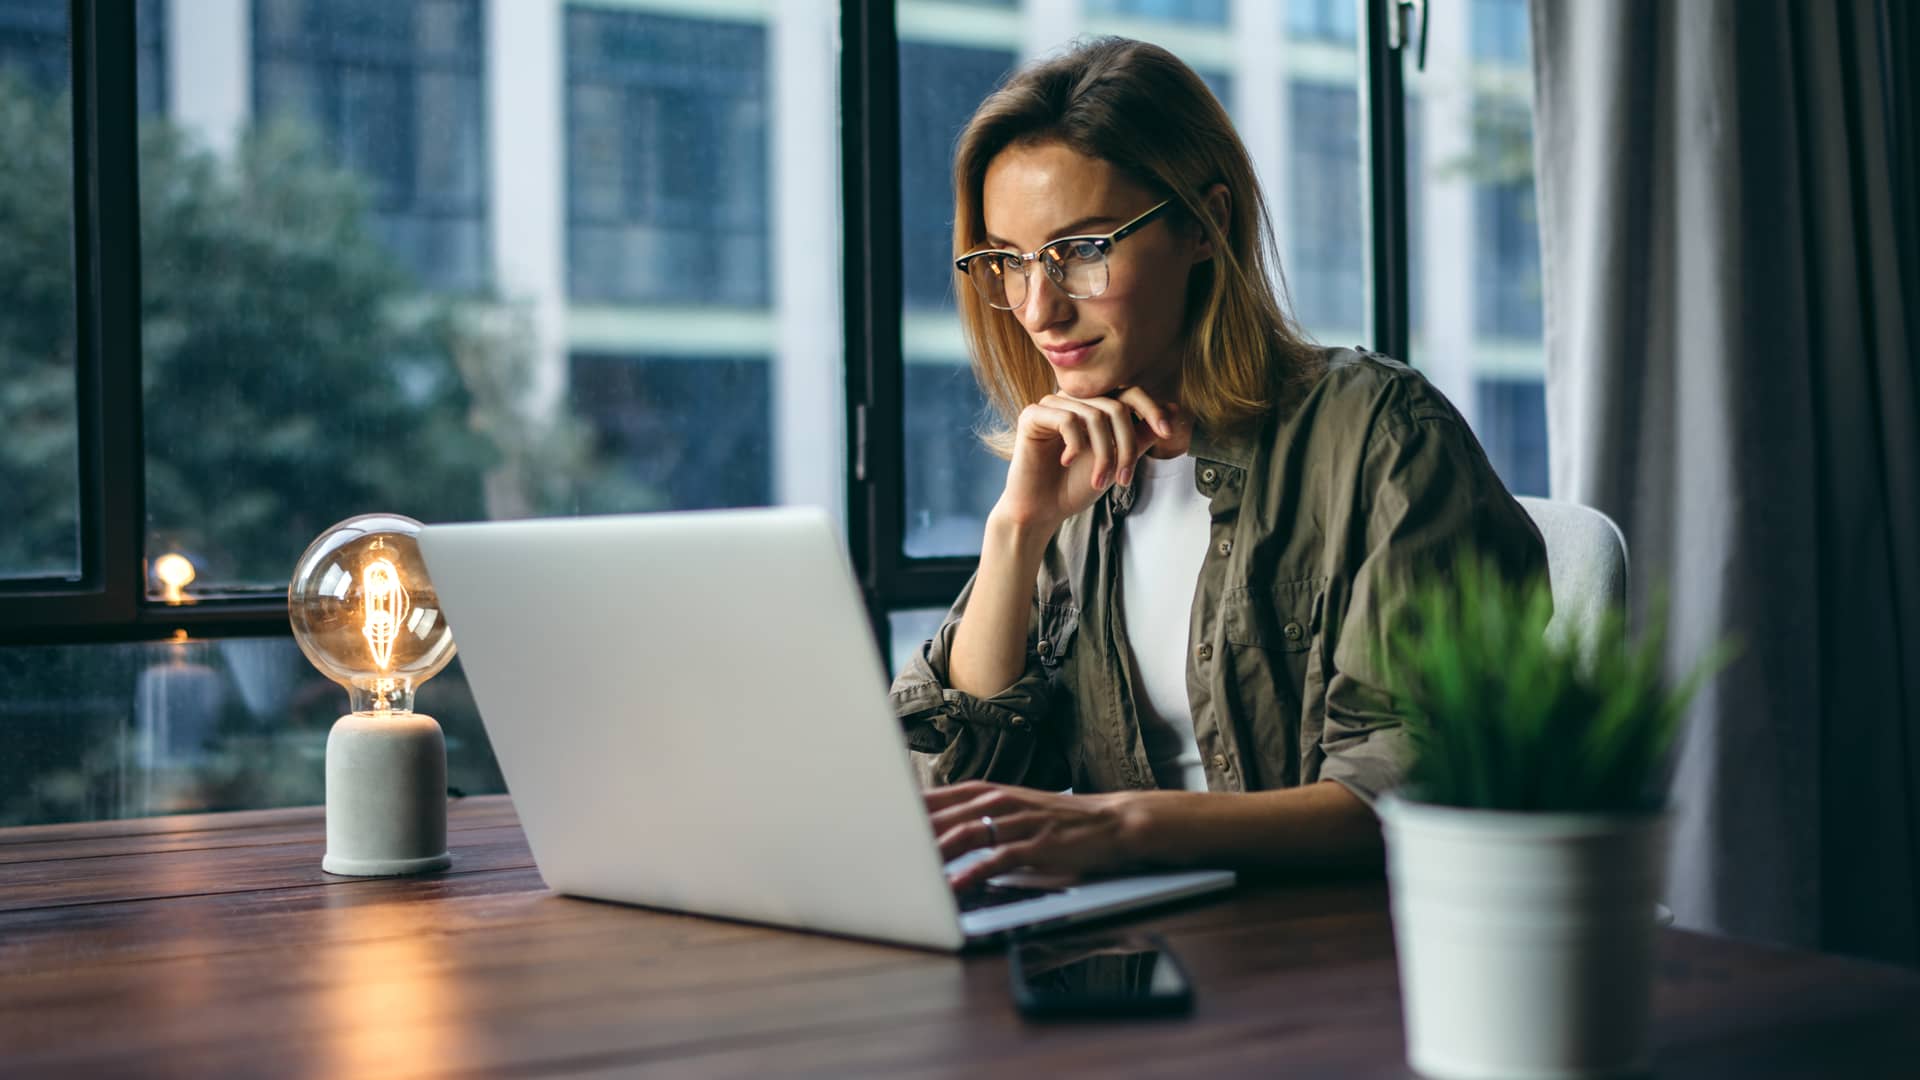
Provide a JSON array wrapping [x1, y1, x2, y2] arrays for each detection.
[[1032, 601, 1080, 670], [1223, 577, 1326, 653]]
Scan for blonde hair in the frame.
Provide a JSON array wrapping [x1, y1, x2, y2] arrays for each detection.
[[953, 37, 1323, 459]]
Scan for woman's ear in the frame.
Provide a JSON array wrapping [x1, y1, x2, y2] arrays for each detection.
[[1192, 182, 1231, 262]]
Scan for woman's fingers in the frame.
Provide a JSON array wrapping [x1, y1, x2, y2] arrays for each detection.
[[947, 839, 1043, 892], [922, 780, 999, 814], [1042, 395, 1114, 488], [1078, 396, 1141, 485], [1041, 394, 1120, 489], [927, 786, 1030, 836], [1114, 385, 1176, 441], [934, 809, 1045, 862]]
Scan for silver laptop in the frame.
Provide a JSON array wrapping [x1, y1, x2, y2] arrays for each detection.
[[418, 508, 1234, 952]]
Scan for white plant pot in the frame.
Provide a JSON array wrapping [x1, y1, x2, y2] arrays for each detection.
[[1379, 794, 1669, 1080]]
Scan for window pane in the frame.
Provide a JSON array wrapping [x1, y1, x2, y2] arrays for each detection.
[[898, 3, 1366, 557], [1407, 0, 1548, 496], [139, 2, 842, 598], [898, 34, 1013, 558], [888, 607, 948, 677], [0, 637, 503, 827], [0, 0, 78, 580], [1084, 0, 1228, 25], [252, 0, 489, 293], [565, 7, 769, 307]]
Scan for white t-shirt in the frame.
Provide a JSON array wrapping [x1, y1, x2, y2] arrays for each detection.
[[1116, 453, 1214, 792]]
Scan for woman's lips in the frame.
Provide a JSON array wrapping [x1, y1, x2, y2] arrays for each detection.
[[1041, 338, 1102, 368]]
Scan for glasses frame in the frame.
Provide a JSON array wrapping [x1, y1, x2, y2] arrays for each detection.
[[953, 199, 1174, 310]]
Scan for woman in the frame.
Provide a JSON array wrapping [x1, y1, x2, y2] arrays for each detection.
[[891, 38, 1545, 893]]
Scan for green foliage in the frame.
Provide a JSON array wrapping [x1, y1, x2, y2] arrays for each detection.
[[1385, 557, 1733, 813], [0, 72, 656, 587]]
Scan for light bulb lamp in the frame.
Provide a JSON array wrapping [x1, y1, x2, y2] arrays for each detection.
[[153, 553, 195, 603], [290, 514, 458, 876]]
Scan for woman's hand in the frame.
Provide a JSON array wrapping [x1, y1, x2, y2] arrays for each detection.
[[992, 386, 1184, 535], [924, 780, 1146, 892]]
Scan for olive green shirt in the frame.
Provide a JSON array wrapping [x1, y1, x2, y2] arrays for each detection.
[[889, 348, 1547, 807]]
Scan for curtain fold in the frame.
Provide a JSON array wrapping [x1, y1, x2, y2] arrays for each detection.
[[1529, 0, 1919, 964]]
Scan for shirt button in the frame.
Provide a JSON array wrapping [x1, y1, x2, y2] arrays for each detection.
[[1211, 754, 1228, 770], [1196, 643, 1213, 662], [1036, 638, 1052, 658], [1216, 539, 1232, 557], [1200, 467, 1218, 485], [1283, 621, 1304, 642]]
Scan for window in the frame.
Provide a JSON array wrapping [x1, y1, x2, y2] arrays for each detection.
[[1288, 82, 1366, 338], [1475, 376, 1548, 497], [0, 638, 503, 826], [1406, 1, 1548, 495], [1085, 0, 1228, 25], [1472, 0, 1530, 65], [898, 41, 1013, 313], [2, 1, 842, 826], [1472, 99, 1542, 341], [568, 353, 773, 512], [253, 0, 489, 293], [566, 7, 769, 307], [0, 0, 76, 581], [1288, 0, 1358, 44]]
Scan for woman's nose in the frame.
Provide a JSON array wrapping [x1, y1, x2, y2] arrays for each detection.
[[1015, 266, 1071, 331]]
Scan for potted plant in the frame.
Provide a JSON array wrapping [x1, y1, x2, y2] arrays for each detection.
[[1378, 558, 1729, 1080]]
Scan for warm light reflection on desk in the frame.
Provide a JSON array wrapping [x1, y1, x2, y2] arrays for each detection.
[[318, 900, 468, 1075]]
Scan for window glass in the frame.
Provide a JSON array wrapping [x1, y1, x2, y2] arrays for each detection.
[[1407, 0, 1548, 496], [1084, 0, 1227, 25], [898, 2, 1366, 558], [565, 7, 769, 307], [888, 607, 949, 676], [254, 0, 489, 292], [0, 0, 77, 581], [0, 638, 503, 827], [1287, 0, 1357, 44], [1287, 81, 1365, 337], [898, 35, 1015, 557], [138, 1, 840, 598]]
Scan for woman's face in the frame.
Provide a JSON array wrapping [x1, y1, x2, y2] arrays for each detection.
[[979, 141, 1211, 401]]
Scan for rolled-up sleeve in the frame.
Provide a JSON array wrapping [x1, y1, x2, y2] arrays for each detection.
[[889, 574, 1072, 791], [1320, 388, 1548, 808]]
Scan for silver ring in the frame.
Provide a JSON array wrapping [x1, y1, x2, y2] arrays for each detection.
[[981, 815, 999, 847]]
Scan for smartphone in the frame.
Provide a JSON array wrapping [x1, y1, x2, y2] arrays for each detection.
[[1007, 932, 1194, 1018]]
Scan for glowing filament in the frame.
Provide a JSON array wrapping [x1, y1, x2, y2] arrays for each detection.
[[360, 558, 411, 672]]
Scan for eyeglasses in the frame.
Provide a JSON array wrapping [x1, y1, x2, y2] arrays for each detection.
[[954, 200, 1173, 311]]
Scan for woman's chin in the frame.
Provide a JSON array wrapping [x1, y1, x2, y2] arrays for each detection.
[[1053, 370, 1119, 399]]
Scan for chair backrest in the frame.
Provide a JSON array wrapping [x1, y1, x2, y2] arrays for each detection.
[[1514, 496, 1629, 658]]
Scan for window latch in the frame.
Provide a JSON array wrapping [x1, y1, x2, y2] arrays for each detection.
[[1388, 0, 1431, 72]]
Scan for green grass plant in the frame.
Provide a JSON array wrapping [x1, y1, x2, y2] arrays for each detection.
[[1385, 557, 1733, 814]]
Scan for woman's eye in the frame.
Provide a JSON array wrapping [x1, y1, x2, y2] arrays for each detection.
[[1061, 240, 1102, 263]]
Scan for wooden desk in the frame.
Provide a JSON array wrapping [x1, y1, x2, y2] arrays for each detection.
[[3, 795, 1917, 1077]]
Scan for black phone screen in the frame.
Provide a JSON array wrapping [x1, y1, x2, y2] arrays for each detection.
[[1009, 933, 1193, 1017]]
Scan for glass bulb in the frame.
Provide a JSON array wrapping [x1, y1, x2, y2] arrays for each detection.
[[289, 514, 456, 715]]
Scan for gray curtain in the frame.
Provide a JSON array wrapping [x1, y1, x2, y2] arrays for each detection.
[[1529, 0, 1920, 964]]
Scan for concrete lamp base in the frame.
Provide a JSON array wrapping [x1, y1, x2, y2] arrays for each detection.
[[321, 711, 453, 877]]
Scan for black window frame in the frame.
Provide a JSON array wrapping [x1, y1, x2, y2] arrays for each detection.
[[3, 0, 1422, 661]]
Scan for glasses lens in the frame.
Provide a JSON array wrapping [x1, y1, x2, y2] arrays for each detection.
[[1049, 240, 1109, 299], [966, 253, 1022, 310]]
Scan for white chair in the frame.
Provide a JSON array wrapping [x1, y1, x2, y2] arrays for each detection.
[[1515, 496, 1629, 659]]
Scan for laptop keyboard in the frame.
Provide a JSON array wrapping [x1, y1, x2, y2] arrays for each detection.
[[956, 882, 1062, 912]]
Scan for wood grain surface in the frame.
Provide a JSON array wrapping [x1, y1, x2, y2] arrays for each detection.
[[2, 795, 1916, 1078]]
